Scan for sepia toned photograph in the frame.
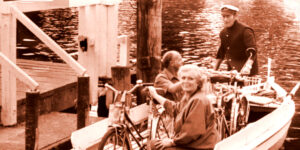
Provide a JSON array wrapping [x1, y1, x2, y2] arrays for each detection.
[[0, 0, 299, 149]]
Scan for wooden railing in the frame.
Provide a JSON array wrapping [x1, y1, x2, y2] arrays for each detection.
[[11, 5, 87, 76], [0, 52, 39, 90], [1, 0, 123, 149], [0, 51, 41, 149]]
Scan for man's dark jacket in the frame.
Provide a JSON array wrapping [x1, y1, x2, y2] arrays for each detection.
[[216, 20, 258, 75]]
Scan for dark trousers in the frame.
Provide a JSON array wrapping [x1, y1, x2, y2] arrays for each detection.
[[97, 95, 108, 117]]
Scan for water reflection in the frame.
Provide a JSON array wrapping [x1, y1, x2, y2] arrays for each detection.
[[161, 0, 300, 148], [162, 0, 207, 55], [162, 0, 300, 86]]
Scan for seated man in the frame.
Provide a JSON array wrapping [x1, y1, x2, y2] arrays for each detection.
[[154, 51, 184, 138], [154, 51, 184, 102]]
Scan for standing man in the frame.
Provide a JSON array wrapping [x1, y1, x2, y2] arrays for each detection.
[[214, 5, 258, 76]]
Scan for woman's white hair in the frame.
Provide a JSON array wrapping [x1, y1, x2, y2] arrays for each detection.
[[178, 64, 209, 90]]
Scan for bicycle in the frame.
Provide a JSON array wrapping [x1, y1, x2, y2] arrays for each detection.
[[146, 88, 171, 140], [98, 81, 170, 150], [210, 71, 256, 139]]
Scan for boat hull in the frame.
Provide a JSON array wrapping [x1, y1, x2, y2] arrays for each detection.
[[214, 97, 295, 150], [256, 119, 291, 150]]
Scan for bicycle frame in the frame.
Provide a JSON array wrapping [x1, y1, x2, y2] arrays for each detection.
[[215, 107, 230, 139], [106, 110, 147, 150], [99, 82, 175, 150], [213, 80, 251, 139], [100, 81, 159, 150], [105, 84, 148, 149], [147, 97, 170, 140], [214, 82, 240, 138]]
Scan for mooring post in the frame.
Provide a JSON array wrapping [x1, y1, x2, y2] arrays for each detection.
[[136, 0, 162, 83], [136, 0, 162, 104], [25, 90, 40, 150], [77, 76, 90, 129], [111, 66, 131, 105], [111, 66, 131, 91]]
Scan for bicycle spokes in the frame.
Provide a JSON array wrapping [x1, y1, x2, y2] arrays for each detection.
[[101, 130, 129, 150]]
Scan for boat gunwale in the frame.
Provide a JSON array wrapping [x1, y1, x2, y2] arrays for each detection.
[[214, 81, 296, 150]]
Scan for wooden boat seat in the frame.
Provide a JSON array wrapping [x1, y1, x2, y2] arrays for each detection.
[[246, 95, 275, 105]]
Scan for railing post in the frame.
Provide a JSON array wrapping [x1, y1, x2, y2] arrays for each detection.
[[25, 90, 40, 150], [0, 3, 17, 126], [77, 76, 90, 129]]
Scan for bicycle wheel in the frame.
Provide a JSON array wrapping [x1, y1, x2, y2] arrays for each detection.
[[151, 115, 170, 140], [236, 96, 250, 130], [98, 127, 130, 150], [230, 97, 239, 135]]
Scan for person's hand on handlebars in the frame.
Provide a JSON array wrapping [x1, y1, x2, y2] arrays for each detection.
[[147, 86, 168, 105], [148, 86, 159, 99], [240, 63, 251, 75], [240, 58, 254, 76]]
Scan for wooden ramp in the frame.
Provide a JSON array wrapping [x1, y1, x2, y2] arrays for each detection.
[[0, 59, 78, 123], [5, 59, 77, 100], [0, 112, 104, 150], [0, 59, 99, 149]]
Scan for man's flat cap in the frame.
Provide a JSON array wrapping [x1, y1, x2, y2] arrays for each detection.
[[221, 5, 239, 12]]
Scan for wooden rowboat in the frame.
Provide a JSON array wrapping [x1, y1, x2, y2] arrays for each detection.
[[214, 78, 299, 150]]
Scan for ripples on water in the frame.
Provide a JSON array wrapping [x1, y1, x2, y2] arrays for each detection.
[[161, 0, 300, 148]]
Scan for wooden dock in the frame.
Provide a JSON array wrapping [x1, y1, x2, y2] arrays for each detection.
[[7, 59, 77, 99], [0, 112, 104, 150], [0, 59, 79, 122], [0, 59, 100, 149]]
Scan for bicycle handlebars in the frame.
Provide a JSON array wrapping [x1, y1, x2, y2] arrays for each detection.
[[103, 80, 154, 95]]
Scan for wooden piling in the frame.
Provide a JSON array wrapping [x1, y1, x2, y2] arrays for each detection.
[[111, 66, 131, 106], [136, 0, 162, 83], [111, 66, 131, 91], [77, 76, 90, 129], [25, 90, 40, 150]]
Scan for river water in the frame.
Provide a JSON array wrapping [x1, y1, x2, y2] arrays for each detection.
[[158, 0, 300, 149], [16, 0, 300, 149]]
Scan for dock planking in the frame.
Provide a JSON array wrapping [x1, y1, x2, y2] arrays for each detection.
[[0, 59, 105, 149], [0, 112, 104, 150], [0, 59, 77, 103], [0, 59, 79, 123]]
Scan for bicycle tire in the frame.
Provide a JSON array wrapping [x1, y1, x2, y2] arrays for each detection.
[[98, 127, 130, 150], [236, 96, 250, 130], [230, 98, 239, 135]]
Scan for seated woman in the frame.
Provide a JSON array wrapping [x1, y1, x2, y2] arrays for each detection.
[[148, 64, 220, 150]]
